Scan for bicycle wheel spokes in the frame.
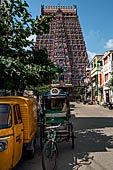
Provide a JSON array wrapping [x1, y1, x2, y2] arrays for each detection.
[[42, 140, 57, 170]]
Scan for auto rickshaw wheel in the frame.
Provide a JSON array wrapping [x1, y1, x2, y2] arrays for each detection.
[[27, 139, 36, 159]]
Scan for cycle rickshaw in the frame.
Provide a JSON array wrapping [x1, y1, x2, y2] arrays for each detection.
[[39, 88, 75, 170]]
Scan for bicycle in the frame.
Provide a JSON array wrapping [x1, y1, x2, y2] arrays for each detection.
[[42, 124, 61, 170]]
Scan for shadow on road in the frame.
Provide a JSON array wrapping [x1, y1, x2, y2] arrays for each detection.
[[57, 116, 113, 169], [57, 128, 113, 169], [76, 129, 113, 153], [13, 115, 113, 170], [75, 117, 113, 130]]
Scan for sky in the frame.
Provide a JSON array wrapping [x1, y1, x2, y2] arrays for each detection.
[[26, 0, 113, 61]]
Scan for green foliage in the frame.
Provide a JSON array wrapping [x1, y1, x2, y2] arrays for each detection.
[[34, 85, 50, 96], [0, 0, 62, 94]]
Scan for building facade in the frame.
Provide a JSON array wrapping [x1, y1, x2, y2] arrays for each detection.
[[87, 50, 113, 105], [89, 55, 103, 104], [83, 66, 91, 102], [102, 50, 113, 103], [36, 5, 88, 92]]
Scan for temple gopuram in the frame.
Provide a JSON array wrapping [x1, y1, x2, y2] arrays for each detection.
[[36, 5, 89, 98]]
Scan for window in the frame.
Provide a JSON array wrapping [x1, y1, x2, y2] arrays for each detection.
[[59, 75, 64, 82], [104, 57, 108, 65], [13, 105, 22, 124], [112, 53, 113, 61], [98, 61, 103, 66], [73, 45, 77, 50], [105, 73, 108, 82], [16, 104, 22, 123], [0, 104, 12, 129], [13, 106, 18, 125], [59, 59, 63, 63], [58, 45, 62, 49], [44, 98, 66, 111]]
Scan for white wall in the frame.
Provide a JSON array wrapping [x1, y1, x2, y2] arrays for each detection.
[[103, 52, 113, 102]]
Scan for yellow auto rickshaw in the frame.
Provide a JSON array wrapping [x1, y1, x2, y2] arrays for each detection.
[[0, 96, 38, 170]]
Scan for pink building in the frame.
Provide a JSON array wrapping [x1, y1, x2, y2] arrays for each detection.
[[102, 50, 113, 103]]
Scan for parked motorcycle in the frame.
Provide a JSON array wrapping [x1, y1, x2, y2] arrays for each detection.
[[108, 103, 113, 110]]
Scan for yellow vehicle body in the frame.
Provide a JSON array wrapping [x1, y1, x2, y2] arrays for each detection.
[[0, 96, 37, 170]]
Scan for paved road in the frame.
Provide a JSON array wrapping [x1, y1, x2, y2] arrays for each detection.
[[14, 102, 113, 170]]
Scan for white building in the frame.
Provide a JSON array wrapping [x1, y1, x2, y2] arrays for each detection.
[[102, 50, 113, 103]]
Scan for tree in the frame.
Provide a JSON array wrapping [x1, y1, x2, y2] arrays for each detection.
[[0, 0, 62, 94]]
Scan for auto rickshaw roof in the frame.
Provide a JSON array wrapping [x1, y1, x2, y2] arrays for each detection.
[[0, 96, 36, 105], [0, 101, 18, 105]]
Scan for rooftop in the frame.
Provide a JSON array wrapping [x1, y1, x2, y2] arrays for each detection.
[[41, 5, 77, 14]]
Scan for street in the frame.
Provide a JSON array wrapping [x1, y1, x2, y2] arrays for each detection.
[[14, 102, 113, 170]]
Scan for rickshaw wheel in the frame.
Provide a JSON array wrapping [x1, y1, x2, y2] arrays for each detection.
[[42, 139, 57, 170]]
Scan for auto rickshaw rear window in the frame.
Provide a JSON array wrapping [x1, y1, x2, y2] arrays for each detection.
[[0, 104, 12, 129]]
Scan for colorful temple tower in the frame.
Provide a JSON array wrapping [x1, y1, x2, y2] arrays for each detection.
[[36, 5, 89, 92]]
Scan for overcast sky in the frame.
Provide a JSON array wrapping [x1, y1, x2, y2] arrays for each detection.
[[26, 0, 113, 61]]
